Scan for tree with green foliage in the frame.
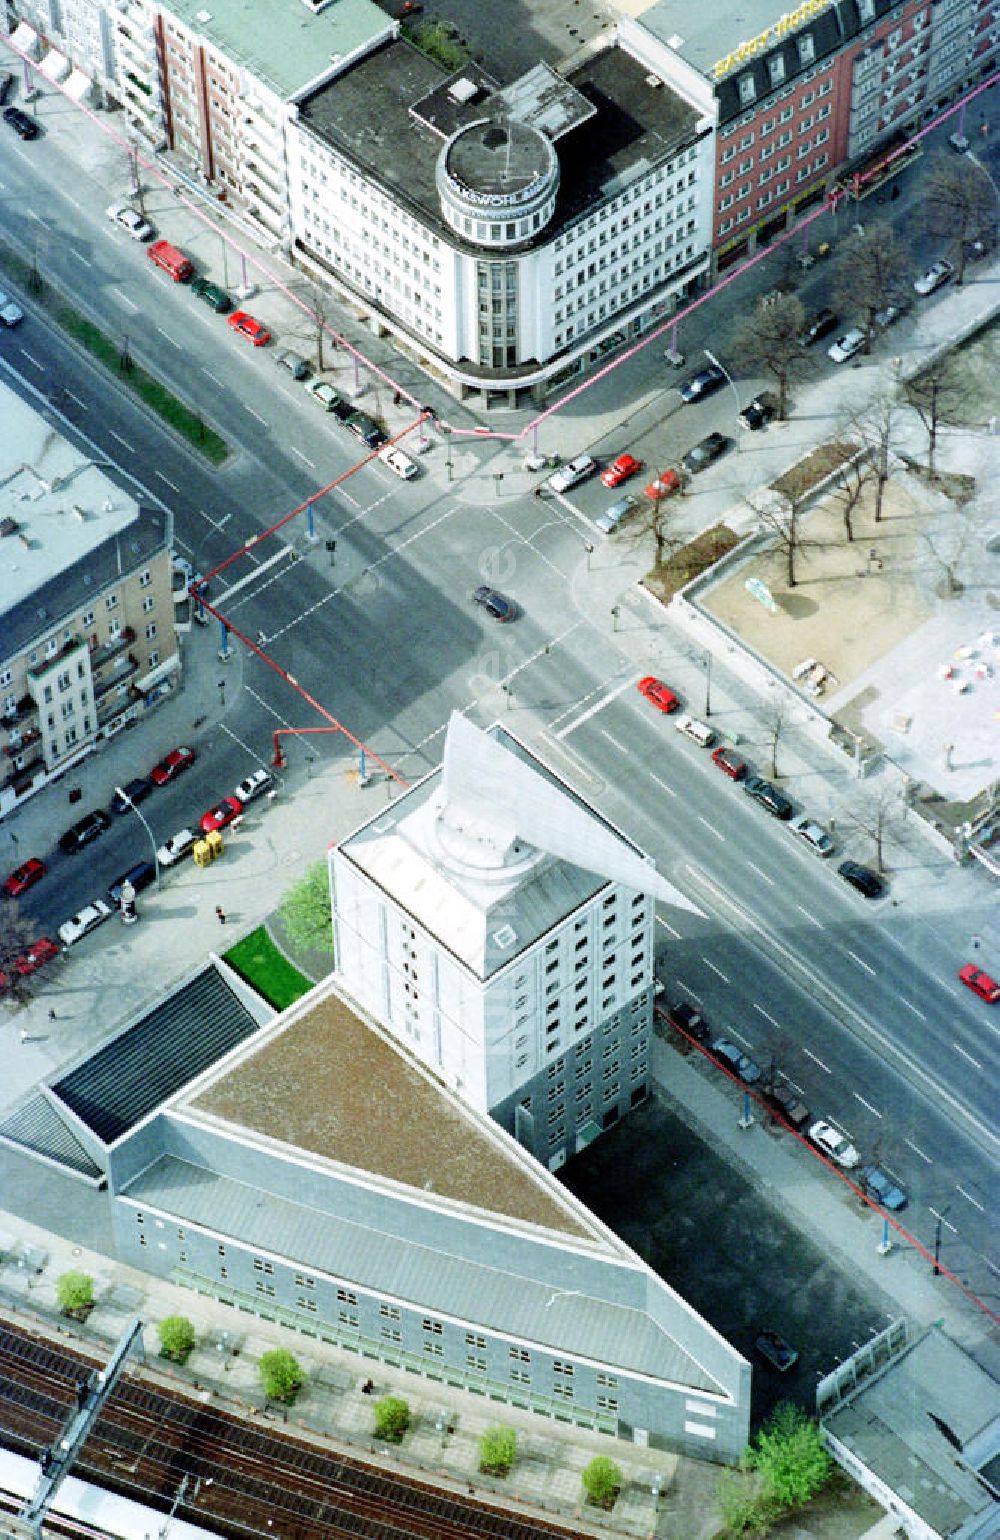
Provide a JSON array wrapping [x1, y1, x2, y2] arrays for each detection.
[[582, 1454, 623, 1508], [716, 1469, 778, 1537], [278, 861, 334, 955], [478, 1424, 517, 1476], [259, 1348, 304, 1404], [157, 1315, 196, 1362], [373, 1395, 410, 1442], [56, 1270, 94, 1317], [744, 1403, 832, 1510]]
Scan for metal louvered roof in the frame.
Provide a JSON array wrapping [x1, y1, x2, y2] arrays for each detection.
[[51, 969, 266, 1146], [0, 1093, 103, 1179]]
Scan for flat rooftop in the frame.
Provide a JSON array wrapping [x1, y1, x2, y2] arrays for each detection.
[[635, 0, 826, 77], [191, 986, 595, 1239], [298, 35, 701, 247]]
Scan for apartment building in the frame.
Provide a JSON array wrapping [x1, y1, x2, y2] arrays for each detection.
[[0, 380, 176, 818]]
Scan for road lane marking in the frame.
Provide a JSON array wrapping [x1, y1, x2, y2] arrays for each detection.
[[901, 999, 927, 1020], [292, 446, 316, 469], [112, 288, 138, 311], [673, 977, 699, 999], [215, 546, 296, 600], [745, 861, 774, 886], [929, 1207, 957, 1234], [846, 949, 877, 975], [852, 1092, 883, 1118], [729, 1027, 754, 1048], [904, 1137, 932, 1164], [802, 1047, 831, 1073], [555, 675, 636, 739], [648, 772, 677, 798], [245, 406, 267, 426], [697, 814, 725, 842], [599, 729, 627, 754], [109, 430, 132, 452], [155, 325, 180, 349], [795, 903, 823, 928], [956, 1186, 985, 1213], [20, 350, 44, 371], [155, 471, 179, 492], [952, 1042, 981, 1069], [66, 392, 86, 412], [702, 957, 730, 983], [753, 1003, 781, 1028], [70, 249, 92, 267], [655, 915, 680, 939], [203, 369, 225, 387]]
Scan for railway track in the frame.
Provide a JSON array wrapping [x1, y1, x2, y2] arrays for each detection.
[[0, 1323, 586, 1540]]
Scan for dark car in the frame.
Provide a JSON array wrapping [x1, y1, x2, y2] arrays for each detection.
[[743, 776, 793, 819], [59, 809, 112, 854], [763, 1082, 810, 1130], [668, 1001, 711, 1045], [861, 1165, 907, 1212], [679, 364, 726, 403], [837, 860, 884, 898], [738, 391, 778, 430], [107, 860, 156, 906], [799, 307, 838, 346], [111, 777, 154, 815], [473, 585, 515, 621], [711, 1037, 763, 1085], [682, 432, 731, 475], [0, 71, 14, 105], [755, 1330, 799, 1373], [332, 397, 357, 423], [345, 411, 388, 449], [190, 276, 233, 313], [3, 106, 39, 140]]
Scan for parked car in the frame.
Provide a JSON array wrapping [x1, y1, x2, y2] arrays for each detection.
[[837, 860, 884, 898], [874, 303, 903, 329], [682, 432, 730, 474], [0, 289, 24, 327], [58, 899, 113, 948], [861, 1165, 907, 1212], [547, 454, 597, 494], [743, 776, 793, 819], [799, 307, 838, 346], [200, 796, 244, 834], [305, 379, 344, 412], [378, 445, 418, 480], [755, 1329, 799, 1373], [711, 1037, 763, 1085], [674, 713, 715, 747], [58, 809, 112, 853], [14, 937, 59, 976], [808, 1119, 860, 1168], [107, 861, 156, 906], [3, 106, 40, 140], [345, 410, 388, 449], [190, 276, 233, 313], [601, 453, 642, 488], [738, 391, 778, 430], [762, 1082, 810, 1130], [0, 70, 14, 105], [790, 814, 835, 857], [227, 310, 271, 346], [473, 585, 515, 621], [595, 494, 637, 534], [105, 202, 154, 241], [3, 857, 47, 898], [157, 828, 198, 868], [644, 468, 683, 502], [679, 363, 726, 403], [274, 347, 309, 379], [149, 746, 196, 785], [959, 963, 1000, 1003], [668, 1001, 711, 1045], [637, 676, 680, 713], [234, 769, 274, 804], [913, 259, 954, 296], [827, 328, 865, 363], [711, 745, 747, 781], [110, 777, 154, 815]]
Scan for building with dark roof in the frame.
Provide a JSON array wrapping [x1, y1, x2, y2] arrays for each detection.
[[0, 381, 177, 818]]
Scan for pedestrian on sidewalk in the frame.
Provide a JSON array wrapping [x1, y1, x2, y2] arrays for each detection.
[[48, 1008, 57, 1021], [215, 905, 227, 925]]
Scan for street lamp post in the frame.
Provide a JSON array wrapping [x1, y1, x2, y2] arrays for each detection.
[[115, 785, 161, 891], [704, 348, 742, 451], [703, 651, 713, 718]]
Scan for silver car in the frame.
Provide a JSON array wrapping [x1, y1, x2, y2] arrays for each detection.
[[58, 899, 112, 948]]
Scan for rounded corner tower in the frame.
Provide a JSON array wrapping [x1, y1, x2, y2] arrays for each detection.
[[436, 114, 559, 249]]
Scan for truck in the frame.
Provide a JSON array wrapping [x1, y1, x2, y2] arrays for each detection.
[[547, 453, 597, 494], [147, 240, 194, 282]]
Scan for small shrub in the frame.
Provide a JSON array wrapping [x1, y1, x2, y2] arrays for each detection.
[[373, 1394, 410, 1442], [478, 1424, 517, 1476], [582, 1454, 622, 1509], [157, 1315, 196, 1362], [56, 1270, 94, 1317], [259, 1347, 304, 1404]]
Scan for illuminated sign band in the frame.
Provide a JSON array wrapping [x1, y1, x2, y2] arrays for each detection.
[[713, 0, 834, 80]]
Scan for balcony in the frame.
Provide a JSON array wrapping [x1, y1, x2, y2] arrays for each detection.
[[26, 634, 87, 684], [94, 654, 140, 699], [1, 694, 38, 730], [90, 626, 135, 670]]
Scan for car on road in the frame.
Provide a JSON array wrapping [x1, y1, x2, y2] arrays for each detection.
[[667, 1000, 712, 1045], [743, 776, 793, 819], [799, 307, 838, 346], [547, 454, 597, 494], [105, 202, 154, 241], [682, 432, 730, 475], [679, 363, 726, 403], [3, 858, 47, 898], [150, 746, 196, 786], [601, 453, 642, 488], [3, 106, 40, 140], [837, 860, 884, 898], [790, 814, 835, 857], [595, 494, 637, 534], [274, 347, 309, 379], [345, 410, 388, 449], [200, 796, 244, 834], [762, 1082, 810, 1130], [861, 1165, 907, 1212], [235, 769, 274, 804], [643, 468, 683, 502], [378, 445, 418, 480], [808, 1119, 860, 1168], [58, 809, 112, 853], [711, 745, 747, 781], [157, 828, 198, 867], [227, 310, 271, 346], [0, 289, 24, 327], [58, 899, 113, 948], [107, 861, 156, 906], [674, 713, 715, 747], [711, 1037, 763, 1085], [305, 379, 344, 412], [827, 328, 865, 364], [190, 276, 233, 313], [473, 585, 515, 622], [738, 391, 778, 430], [14, 936, 59, 976], [959, 963, 1000, 1002], [637, 676, 679, 713], [755, 1329, 799, 1373], [913, 259, 954, 296], [110, 777, 154, 815]]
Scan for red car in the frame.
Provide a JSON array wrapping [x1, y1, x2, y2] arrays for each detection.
[[644, 469, 683, 502], [601, 453, 642, 489], [150, 746, 196, 786], [959, 964, 1000, 1002], [15, 937, 59, 976], [227, 310, 271, 346], [3, 857, 47, 898], [200, 796, 244, 834], [637, 676, 680, 714], [711, 745, 747, 781]]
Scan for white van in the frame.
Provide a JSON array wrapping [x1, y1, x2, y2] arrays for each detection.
[[674, 713, 715, 748]]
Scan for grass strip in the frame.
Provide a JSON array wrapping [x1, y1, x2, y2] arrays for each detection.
[[224, 926, 313, 1011]]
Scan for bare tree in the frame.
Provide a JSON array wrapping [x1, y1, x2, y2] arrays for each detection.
[[852, 786, 903, 874], [626, 474, 686, 569], [760, 704, 786, 778], [730, 293, 808, 421], [907, 356, 964, 477], [301, 280, 340, 372], [750, 490, 817, 588], [827, 452, 871, 543], [0, 907, 40, 1005], [921, 512, 974, 598], [831, 223, 910, 352], [844, 391, 905, 524], [922, 152, 996, 285]]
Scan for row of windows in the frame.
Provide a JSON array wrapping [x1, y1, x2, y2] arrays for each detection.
[[716, 152, 829, 233]]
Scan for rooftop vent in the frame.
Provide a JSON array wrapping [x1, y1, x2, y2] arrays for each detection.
[[72, 505, 87, 522], [83, 574, 94, 587], [196, 8, 212, 20], [0, 517, 17, 538], [448, 77, 480, 105], [492, 923, 517, 950], [645, 74, 662, 88]]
